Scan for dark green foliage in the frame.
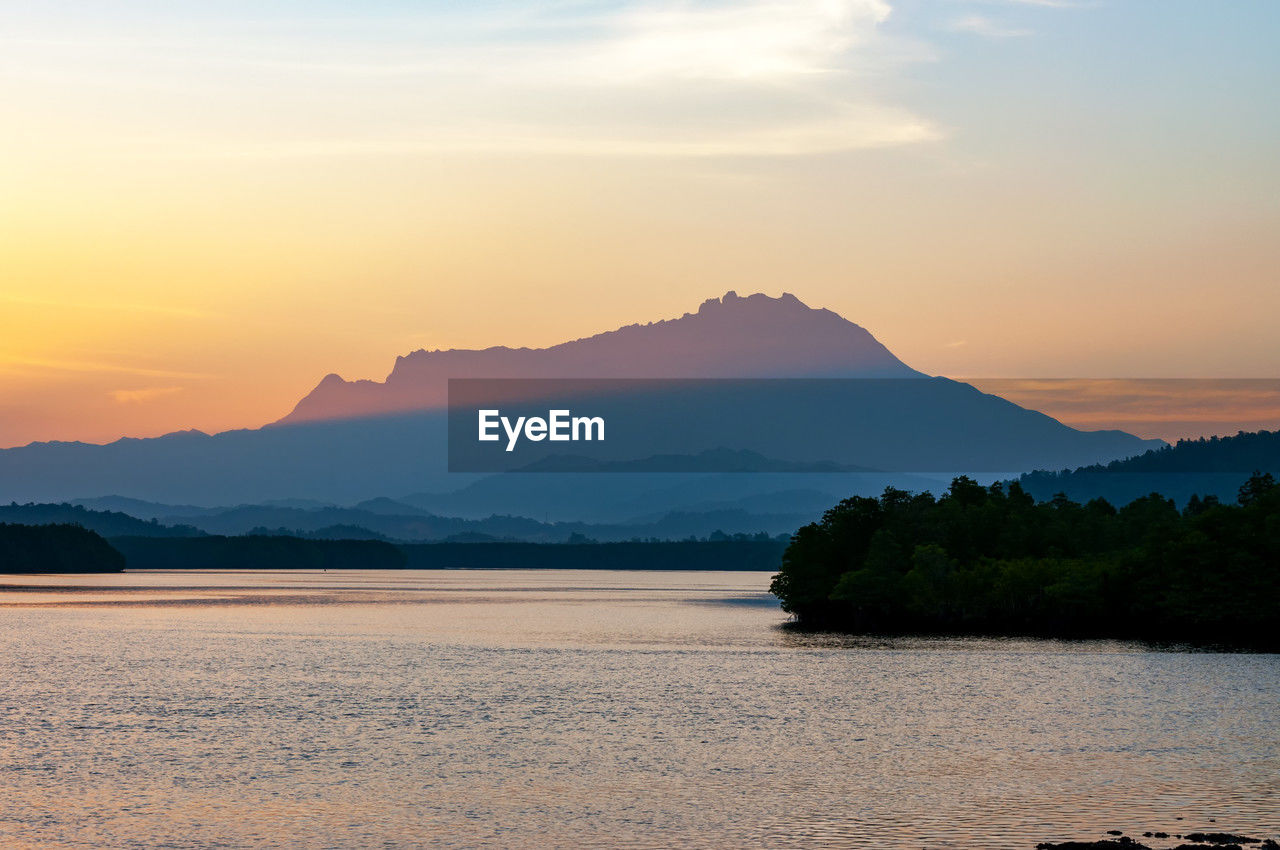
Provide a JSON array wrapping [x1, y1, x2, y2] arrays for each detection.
[[400, 539, 787, 571], [110, 535, 407, 570], [771, 474, 1280, 645], [55, 533, 781, 572], [1018, 429, 1280, 507], [0, 523, 126, 573]]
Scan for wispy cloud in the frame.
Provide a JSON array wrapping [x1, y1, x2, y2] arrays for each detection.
[[569, 0, 892, 83], [123, 111, 941, 160], [3, 0, 943, 160], [0, 354, 209, 380], [962, 379, 1280, 439]]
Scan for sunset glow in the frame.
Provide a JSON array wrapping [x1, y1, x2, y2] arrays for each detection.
[[3, 1, 1278, 446]]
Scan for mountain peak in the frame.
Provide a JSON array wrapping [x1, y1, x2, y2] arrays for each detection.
[[695, 290, 806, 316], [277, 292, 920, 425]]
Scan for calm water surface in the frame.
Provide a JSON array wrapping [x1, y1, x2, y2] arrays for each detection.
[[0, 569, 1276, 849]]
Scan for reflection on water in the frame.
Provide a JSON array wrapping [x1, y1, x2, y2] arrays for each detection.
[[0, 570, 1276, 849]]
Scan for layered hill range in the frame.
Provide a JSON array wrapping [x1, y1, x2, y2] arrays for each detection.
[[0, 292, 1164, 517], [280, 291, 919, 424]]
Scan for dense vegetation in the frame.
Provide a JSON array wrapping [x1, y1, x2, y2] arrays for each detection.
[[401, 539, 786, 570], [110, 535, 782, 571], [110, 535, 408, 570], [770, 473, 1280, 645], [1019, 429, 1280, 506], [0, 523, 126, 573]]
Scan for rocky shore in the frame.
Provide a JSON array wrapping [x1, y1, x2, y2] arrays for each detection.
[[1037, 829, 1279, 850]]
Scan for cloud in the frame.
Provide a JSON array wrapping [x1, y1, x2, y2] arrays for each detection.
[[962, 379, 1280, 425], [184, 1, 900, 86], [570, 0, 893, 83], [0, 355, 208, 380], [142, 108, 941, 160], [109, 386, 184, 404], [4, 0, 943, 160]]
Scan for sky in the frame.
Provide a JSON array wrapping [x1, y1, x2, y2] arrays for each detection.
[[2, 0, 1278, 447]]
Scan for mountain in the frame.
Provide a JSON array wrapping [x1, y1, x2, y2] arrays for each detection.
[[393, 471, 961, 524], [70, 495, 221, 519], [0, 291, 1162, 508], [0, 499, 808, 543], [123, 499, 808, 542], [1018, 429, 1280, 506], [279, 291, 921, 424], [446, 376, 1163, 474], [511, 448, 870, 473], [0, 415, 459, 505]]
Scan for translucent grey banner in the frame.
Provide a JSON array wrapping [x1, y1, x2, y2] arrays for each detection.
[[443, 377, 1264, 473]]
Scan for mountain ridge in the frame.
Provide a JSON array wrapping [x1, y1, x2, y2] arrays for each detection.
[[1017, 429, 1280, 506], [0, 291, 1164, 507], [278, 291, 922, 425]]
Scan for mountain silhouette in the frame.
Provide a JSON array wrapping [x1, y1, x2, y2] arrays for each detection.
[[279, 291, 920, 424], [0, 292, 1163, 508]]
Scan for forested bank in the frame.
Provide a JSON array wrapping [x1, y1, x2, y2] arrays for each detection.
[[109, 535, 408, 570], [0, 523, 126, 573], [87, 536, 784, 572], [770, 473, 1280, 646], [400, 539, 785, 570]]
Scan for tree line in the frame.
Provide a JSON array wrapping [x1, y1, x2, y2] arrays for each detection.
[[0, 523, 126, 573], [770, 473, 1280, 646], [1018, 429, 1280, 506]]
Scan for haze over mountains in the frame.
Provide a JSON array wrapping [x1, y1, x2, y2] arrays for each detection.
[[0, 293, 1164, 530]]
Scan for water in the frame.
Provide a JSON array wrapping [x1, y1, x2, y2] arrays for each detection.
[[0, 569, 1276, 849]]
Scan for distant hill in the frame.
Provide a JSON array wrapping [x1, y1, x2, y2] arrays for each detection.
[[70, 495, 218, 519], [1018, 429, 1280, 506], [0, 523, 126, 573], [2, 497, 813, 543], [161, 501, 811, 542], [0, 503, 204, 538], [180, 504, 554, 541]]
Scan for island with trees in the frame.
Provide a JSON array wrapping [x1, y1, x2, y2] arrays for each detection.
[[769, 472, 1280, 647]]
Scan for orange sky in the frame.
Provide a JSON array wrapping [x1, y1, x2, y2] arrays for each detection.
[[2, 1, 1278, 448]]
